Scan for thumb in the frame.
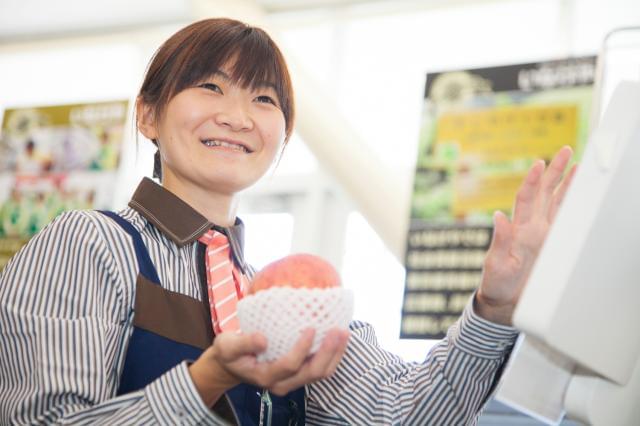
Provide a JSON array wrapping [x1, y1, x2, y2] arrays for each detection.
[[215, 332, 268, 362]]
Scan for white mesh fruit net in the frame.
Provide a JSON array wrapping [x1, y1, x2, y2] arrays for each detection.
[[237, 287, 354, 362]]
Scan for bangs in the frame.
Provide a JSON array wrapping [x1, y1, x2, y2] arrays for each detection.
[[228, 32, 287, 98], [173, 24, 292, 123]]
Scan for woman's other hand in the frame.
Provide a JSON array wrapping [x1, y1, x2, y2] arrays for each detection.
[[188, 328, 350, 406], [475, 146, 576, 325]]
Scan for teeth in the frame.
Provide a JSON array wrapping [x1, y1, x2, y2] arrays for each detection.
[[202, 139, 248, 153]]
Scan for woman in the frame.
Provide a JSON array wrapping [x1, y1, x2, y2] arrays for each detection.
[[0, 18, 574, 425]]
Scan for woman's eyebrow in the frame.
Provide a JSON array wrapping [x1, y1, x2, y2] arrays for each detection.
[[254, 81, 277, 91], [212, 70, 231, 80], [209, 70, 277, 91]]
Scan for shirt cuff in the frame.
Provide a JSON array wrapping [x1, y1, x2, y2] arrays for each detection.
[[447, 294, 519, 359], [145, 361, 229, 425]]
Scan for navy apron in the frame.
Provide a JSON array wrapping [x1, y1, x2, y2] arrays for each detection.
[[100, 211, 305, 425]]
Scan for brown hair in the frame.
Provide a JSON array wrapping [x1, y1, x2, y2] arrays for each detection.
[[137, 18, 295, 178]]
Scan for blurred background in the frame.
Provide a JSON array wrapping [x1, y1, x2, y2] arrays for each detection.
[[1, 1, 639, 424]]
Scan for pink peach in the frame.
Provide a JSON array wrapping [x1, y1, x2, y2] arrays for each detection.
[[249, 253, 341, 294]]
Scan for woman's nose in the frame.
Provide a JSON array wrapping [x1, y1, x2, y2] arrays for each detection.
[[214, 101, 253, 131]]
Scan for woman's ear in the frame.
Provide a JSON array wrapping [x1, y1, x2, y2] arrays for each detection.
[[136, 97, 159, 141]]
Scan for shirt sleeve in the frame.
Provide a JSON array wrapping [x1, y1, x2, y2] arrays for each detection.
[[0, 211, 229, 425], [305, 295, 519, 425]]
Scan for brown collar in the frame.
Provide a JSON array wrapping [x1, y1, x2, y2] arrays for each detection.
[[128, 177, 246, 268]]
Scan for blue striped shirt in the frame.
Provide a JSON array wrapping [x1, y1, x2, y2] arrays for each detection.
[[0, 178, 518, 425]]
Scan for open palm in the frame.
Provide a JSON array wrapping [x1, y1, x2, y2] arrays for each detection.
[[476, 146, 576, 325]]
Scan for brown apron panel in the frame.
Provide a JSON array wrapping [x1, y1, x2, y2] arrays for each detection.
[[132, 274, 213, 350]]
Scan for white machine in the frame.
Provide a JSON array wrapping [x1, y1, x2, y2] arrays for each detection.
[[495, 29, 640, 425]]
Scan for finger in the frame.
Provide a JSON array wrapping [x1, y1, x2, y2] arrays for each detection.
[[269, 329, 344, 396], [512, 160, 545, 225], [277, 328, 316, 369], [323, 330, 350, 377], [307, 329, 345, 377], [538, 146, 573, 213], [215, 332, 267, 362], [258, 329, 315, 383], [484, 211, 513, 272], [548, 163, 577, 222]]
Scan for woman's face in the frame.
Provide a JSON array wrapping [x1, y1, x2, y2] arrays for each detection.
[[147, 65, 286, 198]]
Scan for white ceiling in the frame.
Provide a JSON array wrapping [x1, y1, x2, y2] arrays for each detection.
[[0, 0, 382, 40], [256, 0, 382, 12], [0, 0, 468, 41], [0, 0, 191, 41]]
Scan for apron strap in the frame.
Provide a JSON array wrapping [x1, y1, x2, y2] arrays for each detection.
[[98, 210, 161, 285]]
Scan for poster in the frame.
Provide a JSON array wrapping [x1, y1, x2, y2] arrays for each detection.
[[0, 100, 129, 270], [401, 57, 595, 339]]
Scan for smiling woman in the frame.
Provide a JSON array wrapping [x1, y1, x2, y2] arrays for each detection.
[[0, 16, 575, 426], [134, 19, 295, 226]]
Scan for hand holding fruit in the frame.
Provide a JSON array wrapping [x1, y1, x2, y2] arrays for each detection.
[[238, 253, 353, 361], [189, 254, 351, 405]]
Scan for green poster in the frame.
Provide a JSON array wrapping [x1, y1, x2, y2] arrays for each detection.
[[0, 100, 129, 270], [402, 57, 595, 339]]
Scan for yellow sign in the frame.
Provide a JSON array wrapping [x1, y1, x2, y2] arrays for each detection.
[[435, 104, 578, 216], [436, 104, 578, 161]]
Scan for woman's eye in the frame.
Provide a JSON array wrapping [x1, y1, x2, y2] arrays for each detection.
[[198, 83, 223, 93], [255, 95, 277, 105]]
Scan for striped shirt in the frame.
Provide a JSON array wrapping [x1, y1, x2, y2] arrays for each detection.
[[0, 178, 518, 425]]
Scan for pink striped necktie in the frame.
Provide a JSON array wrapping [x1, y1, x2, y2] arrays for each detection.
[[198, 230, 245, 334]]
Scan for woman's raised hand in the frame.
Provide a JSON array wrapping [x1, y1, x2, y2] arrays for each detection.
[[189, 328, 349, 406], [474, 146, 576, 325]]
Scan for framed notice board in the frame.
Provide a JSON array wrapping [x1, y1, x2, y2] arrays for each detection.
[[401, 57, 595, 339]]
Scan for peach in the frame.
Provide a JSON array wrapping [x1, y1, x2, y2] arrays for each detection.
[[249, 253, 341, 294]]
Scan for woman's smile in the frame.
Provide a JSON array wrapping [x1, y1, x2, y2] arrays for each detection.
[[200, 137, 253, 153]]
